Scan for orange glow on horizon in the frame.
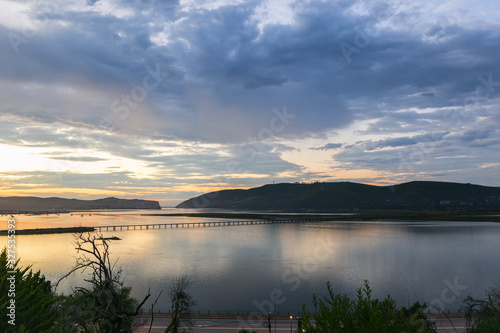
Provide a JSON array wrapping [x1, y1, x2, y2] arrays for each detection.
[[0, 168, 422, 203], [309, 169, 403, 186]]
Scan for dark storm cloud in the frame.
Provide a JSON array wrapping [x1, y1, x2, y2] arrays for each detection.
[[2, 0, 500, 144], [310, 143, 343, 150], [364, 132, 448, 151], [452, 127, 500, 148], [0, 14, 179, 88]]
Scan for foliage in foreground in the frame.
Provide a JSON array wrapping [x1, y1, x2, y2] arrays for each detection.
[[463, 285, 500, 332], [0, 248, 58, 332], [55, 233, 150, 332], [301, 280, 436, 333], [165, 276, 196, 333]]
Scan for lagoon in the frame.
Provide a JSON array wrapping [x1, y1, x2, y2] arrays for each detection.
[[2, 209, 500, 314]]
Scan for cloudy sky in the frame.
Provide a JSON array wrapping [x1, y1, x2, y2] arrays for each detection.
[[0, 0, 499, 206]]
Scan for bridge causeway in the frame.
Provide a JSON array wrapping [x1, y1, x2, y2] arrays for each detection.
[[94, 218, 334, 232]]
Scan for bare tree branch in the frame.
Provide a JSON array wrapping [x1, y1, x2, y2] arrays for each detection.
[[165, 276, 196, 333], [56, 232, 151, 332]]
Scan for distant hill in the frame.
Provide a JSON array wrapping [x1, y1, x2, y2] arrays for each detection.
[[176, 181, 500, 211], [0, 196, 161, 213]]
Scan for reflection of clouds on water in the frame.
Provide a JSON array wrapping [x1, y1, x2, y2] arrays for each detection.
[[2, 215, 500, 313]]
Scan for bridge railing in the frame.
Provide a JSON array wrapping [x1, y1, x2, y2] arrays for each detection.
[[93, 218, 334, 232]]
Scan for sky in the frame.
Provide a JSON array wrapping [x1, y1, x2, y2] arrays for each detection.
[[0, 0, 499, 206]]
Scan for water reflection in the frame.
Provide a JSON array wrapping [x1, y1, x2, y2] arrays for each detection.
[[1, 215, 500, 313]]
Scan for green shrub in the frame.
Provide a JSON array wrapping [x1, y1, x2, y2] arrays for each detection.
[[301, 280, 436, 333], [463, 285, 500, 332], [0, 248, 58, 332]]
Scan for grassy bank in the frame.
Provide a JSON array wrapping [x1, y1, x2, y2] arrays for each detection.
[[0, 226, 95, 235], [144, 210, 500, 222]]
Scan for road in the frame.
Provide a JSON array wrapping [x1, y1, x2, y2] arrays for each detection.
[[135, 317, 301, 333], [134, 316, 467, 333], [433, 317, 467, 333]]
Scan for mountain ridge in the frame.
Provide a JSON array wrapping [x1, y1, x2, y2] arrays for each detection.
[[0, 196, 161, 213], [176, 181, 500, 211]]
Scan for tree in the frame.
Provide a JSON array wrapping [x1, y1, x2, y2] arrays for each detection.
[[0, 247, 58, 332], [165, 276, 195, 333], [463, 284, 500, 332], [56, 233, 150, 332], [301, 280, 436, 333]]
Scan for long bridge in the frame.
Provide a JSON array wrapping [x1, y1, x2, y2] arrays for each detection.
[[94, 217, 335, 232]]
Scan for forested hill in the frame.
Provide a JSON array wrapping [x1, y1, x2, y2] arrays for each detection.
[[176, 181, 500, 211], [0, 196, 161, 213]]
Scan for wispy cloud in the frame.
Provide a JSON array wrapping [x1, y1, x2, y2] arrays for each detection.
[[310, 143, 343, 151]]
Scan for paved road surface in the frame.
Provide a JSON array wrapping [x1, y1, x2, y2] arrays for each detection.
[[433, 317, 467, 333], [134, 316, 467, 333]]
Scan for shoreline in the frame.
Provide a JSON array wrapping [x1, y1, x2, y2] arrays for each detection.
[[2, 211, 500, 235], [1, 207, 160, 216], [143, 211, 500, 222], [0, 226, 95, 235]]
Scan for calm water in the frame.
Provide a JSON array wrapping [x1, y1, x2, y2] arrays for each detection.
[[2, 210, 500, 314]]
